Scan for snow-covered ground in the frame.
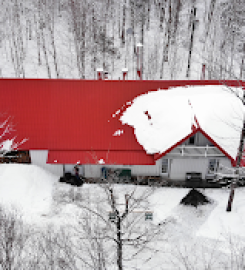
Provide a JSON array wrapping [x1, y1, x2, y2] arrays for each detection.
[[0, 164, 245, 269]]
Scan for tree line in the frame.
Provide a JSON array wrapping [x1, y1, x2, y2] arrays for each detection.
[[0, 0, 244, 80]]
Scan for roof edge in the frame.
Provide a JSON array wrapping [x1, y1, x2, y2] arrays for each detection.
[[153, 129, 200, 160], [198, 129, 236, 165], [153, 128, 236, 164]]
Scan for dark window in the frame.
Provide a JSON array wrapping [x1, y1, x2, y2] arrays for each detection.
[[0, 151, 31, 164], [189, 135, 195, 145], [208, 159, 219, 173], [162, 159, 169, 174]]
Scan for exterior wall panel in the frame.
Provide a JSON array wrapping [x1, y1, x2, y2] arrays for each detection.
[[64, 164, 83, 176], [30, 150, 233, 181], [170, 158, 209, 180], [30, 150, 63, 176], [197, 133, 212, 146], [84, 161, 160, 178], [169, 157, 232, 180]]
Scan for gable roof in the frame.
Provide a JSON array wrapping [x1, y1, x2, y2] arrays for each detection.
[[0, 78, 244, 165], [120, 85, 245, 166]]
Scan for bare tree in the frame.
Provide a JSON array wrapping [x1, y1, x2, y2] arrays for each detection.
[[207, 83, 245, 212], [64, 166, 166, 270], [0, 116, 27, 157], [0, 207, 30, 270]]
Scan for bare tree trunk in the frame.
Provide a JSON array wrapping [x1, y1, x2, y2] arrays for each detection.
[[40, 28, 52, 78], [48, 3, 60, 78], [116, 216, 123, 270], [226, 91, 245, 211], [186, 4, 197, 78], [121, 0, 126, 45], [69, 0, 86, 79]]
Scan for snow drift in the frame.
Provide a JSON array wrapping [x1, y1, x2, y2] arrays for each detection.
[[0, 164, 58, 217], [120, 85, 244, 160]]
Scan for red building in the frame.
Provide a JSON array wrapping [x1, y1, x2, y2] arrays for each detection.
[[0, 79, 244, 181]]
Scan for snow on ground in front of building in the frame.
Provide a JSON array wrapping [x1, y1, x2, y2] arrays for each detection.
[[1, 164, 245, 268], [0, 164, 58, 220], [197, 188, 245, 241], [0, 164, 245, 242], [120, 85, 244, 160]]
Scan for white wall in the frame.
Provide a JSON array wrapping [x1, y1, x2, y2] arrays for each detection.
[[64, 164, 84, 175], [197, 132, 213, 146], [131, 160, 161, 176], [30, 150, 233, 181], [30, 150, 63, 176], [182, 132, 213, 146], [84, 162, 160, 178], [169, 158, 208, 180], [169, 157, 232, 180]]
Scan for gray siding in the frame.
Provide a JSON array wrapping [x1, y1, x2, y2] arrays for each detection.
[[169, 157, 232, 180], [30, 150, 233, 182], [30, 150, 63, 176], [84, 161, 160, 178], [169, 158, 209, 180], [182, 132, 213, 146], [196, 133, 213, 146], [64, 164, 84, 176]]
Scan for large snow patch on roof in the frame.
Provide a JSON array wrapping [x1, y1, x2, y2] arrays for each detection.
[[120, 85, 244, 160]]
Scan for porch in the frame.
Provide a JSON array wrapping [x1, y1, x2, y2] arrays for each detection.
[[166, 145, 225, 158], [82, 175, 224, 188]]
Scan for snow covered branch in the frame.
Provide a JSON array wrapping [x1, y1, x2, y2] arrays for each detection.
[[0, 117, 28, 157]]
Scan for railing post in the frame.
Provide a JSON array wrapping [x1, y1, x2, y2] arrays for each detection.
[[205, 145, 208, 157], [181, 145, 185, 156]]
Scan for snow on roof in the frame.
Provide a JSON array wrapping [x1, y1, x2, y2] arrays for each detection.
[[120, 85, 244, 161]]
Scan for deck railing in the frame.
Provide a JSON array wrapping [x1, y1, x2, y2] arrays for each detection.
[[167, 145, 224, 157]]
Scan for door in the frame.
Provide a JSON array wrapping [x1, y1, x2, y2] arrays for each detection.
[[160, 158, 170, 178]]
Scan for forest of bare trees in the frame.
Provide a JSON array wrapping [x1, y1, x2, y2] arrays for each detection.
[[0, 0, 244, 80]]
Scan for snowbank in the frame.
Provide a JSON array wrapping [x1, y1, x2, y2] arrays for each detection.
[[149, 188, 190, 224], [0, 164, 58, 218], [197, 188, 245, 240], [120, 85, 244, 160]]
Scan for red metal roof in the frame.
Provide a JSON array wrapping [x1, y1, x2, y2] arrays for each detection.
[[0, 78, 244, 165], [47, 150, 155, 165]]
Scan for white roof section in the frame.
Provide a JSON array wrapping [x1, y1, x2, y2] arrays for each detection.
[[120, 85, 244, 160]]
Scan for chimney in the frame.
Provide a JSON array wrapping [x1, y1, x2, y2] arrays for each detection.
[[104, 71, 109, 80], [201, 64, 206, 80], [97, 68, 104, 80], [122, 68, 128, 80], [136, 43, 143, 80]]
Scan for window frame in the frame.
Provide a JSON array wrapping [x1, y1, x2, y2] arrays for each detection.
[[161, 159, 169, 174], [208, 159, 219, 173]]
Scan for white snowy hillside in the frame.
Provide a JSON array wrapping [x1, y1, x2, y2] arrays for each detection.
[[120, 85, 244, 160], [0, 164, 58, 219]]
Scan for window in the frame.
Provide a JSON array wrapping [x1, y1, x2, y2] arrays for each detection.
[[189, 135, 195, 145], [0, 151, 31, 164], [208, 159, 219, 173], [161, 159, 169, 174]]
